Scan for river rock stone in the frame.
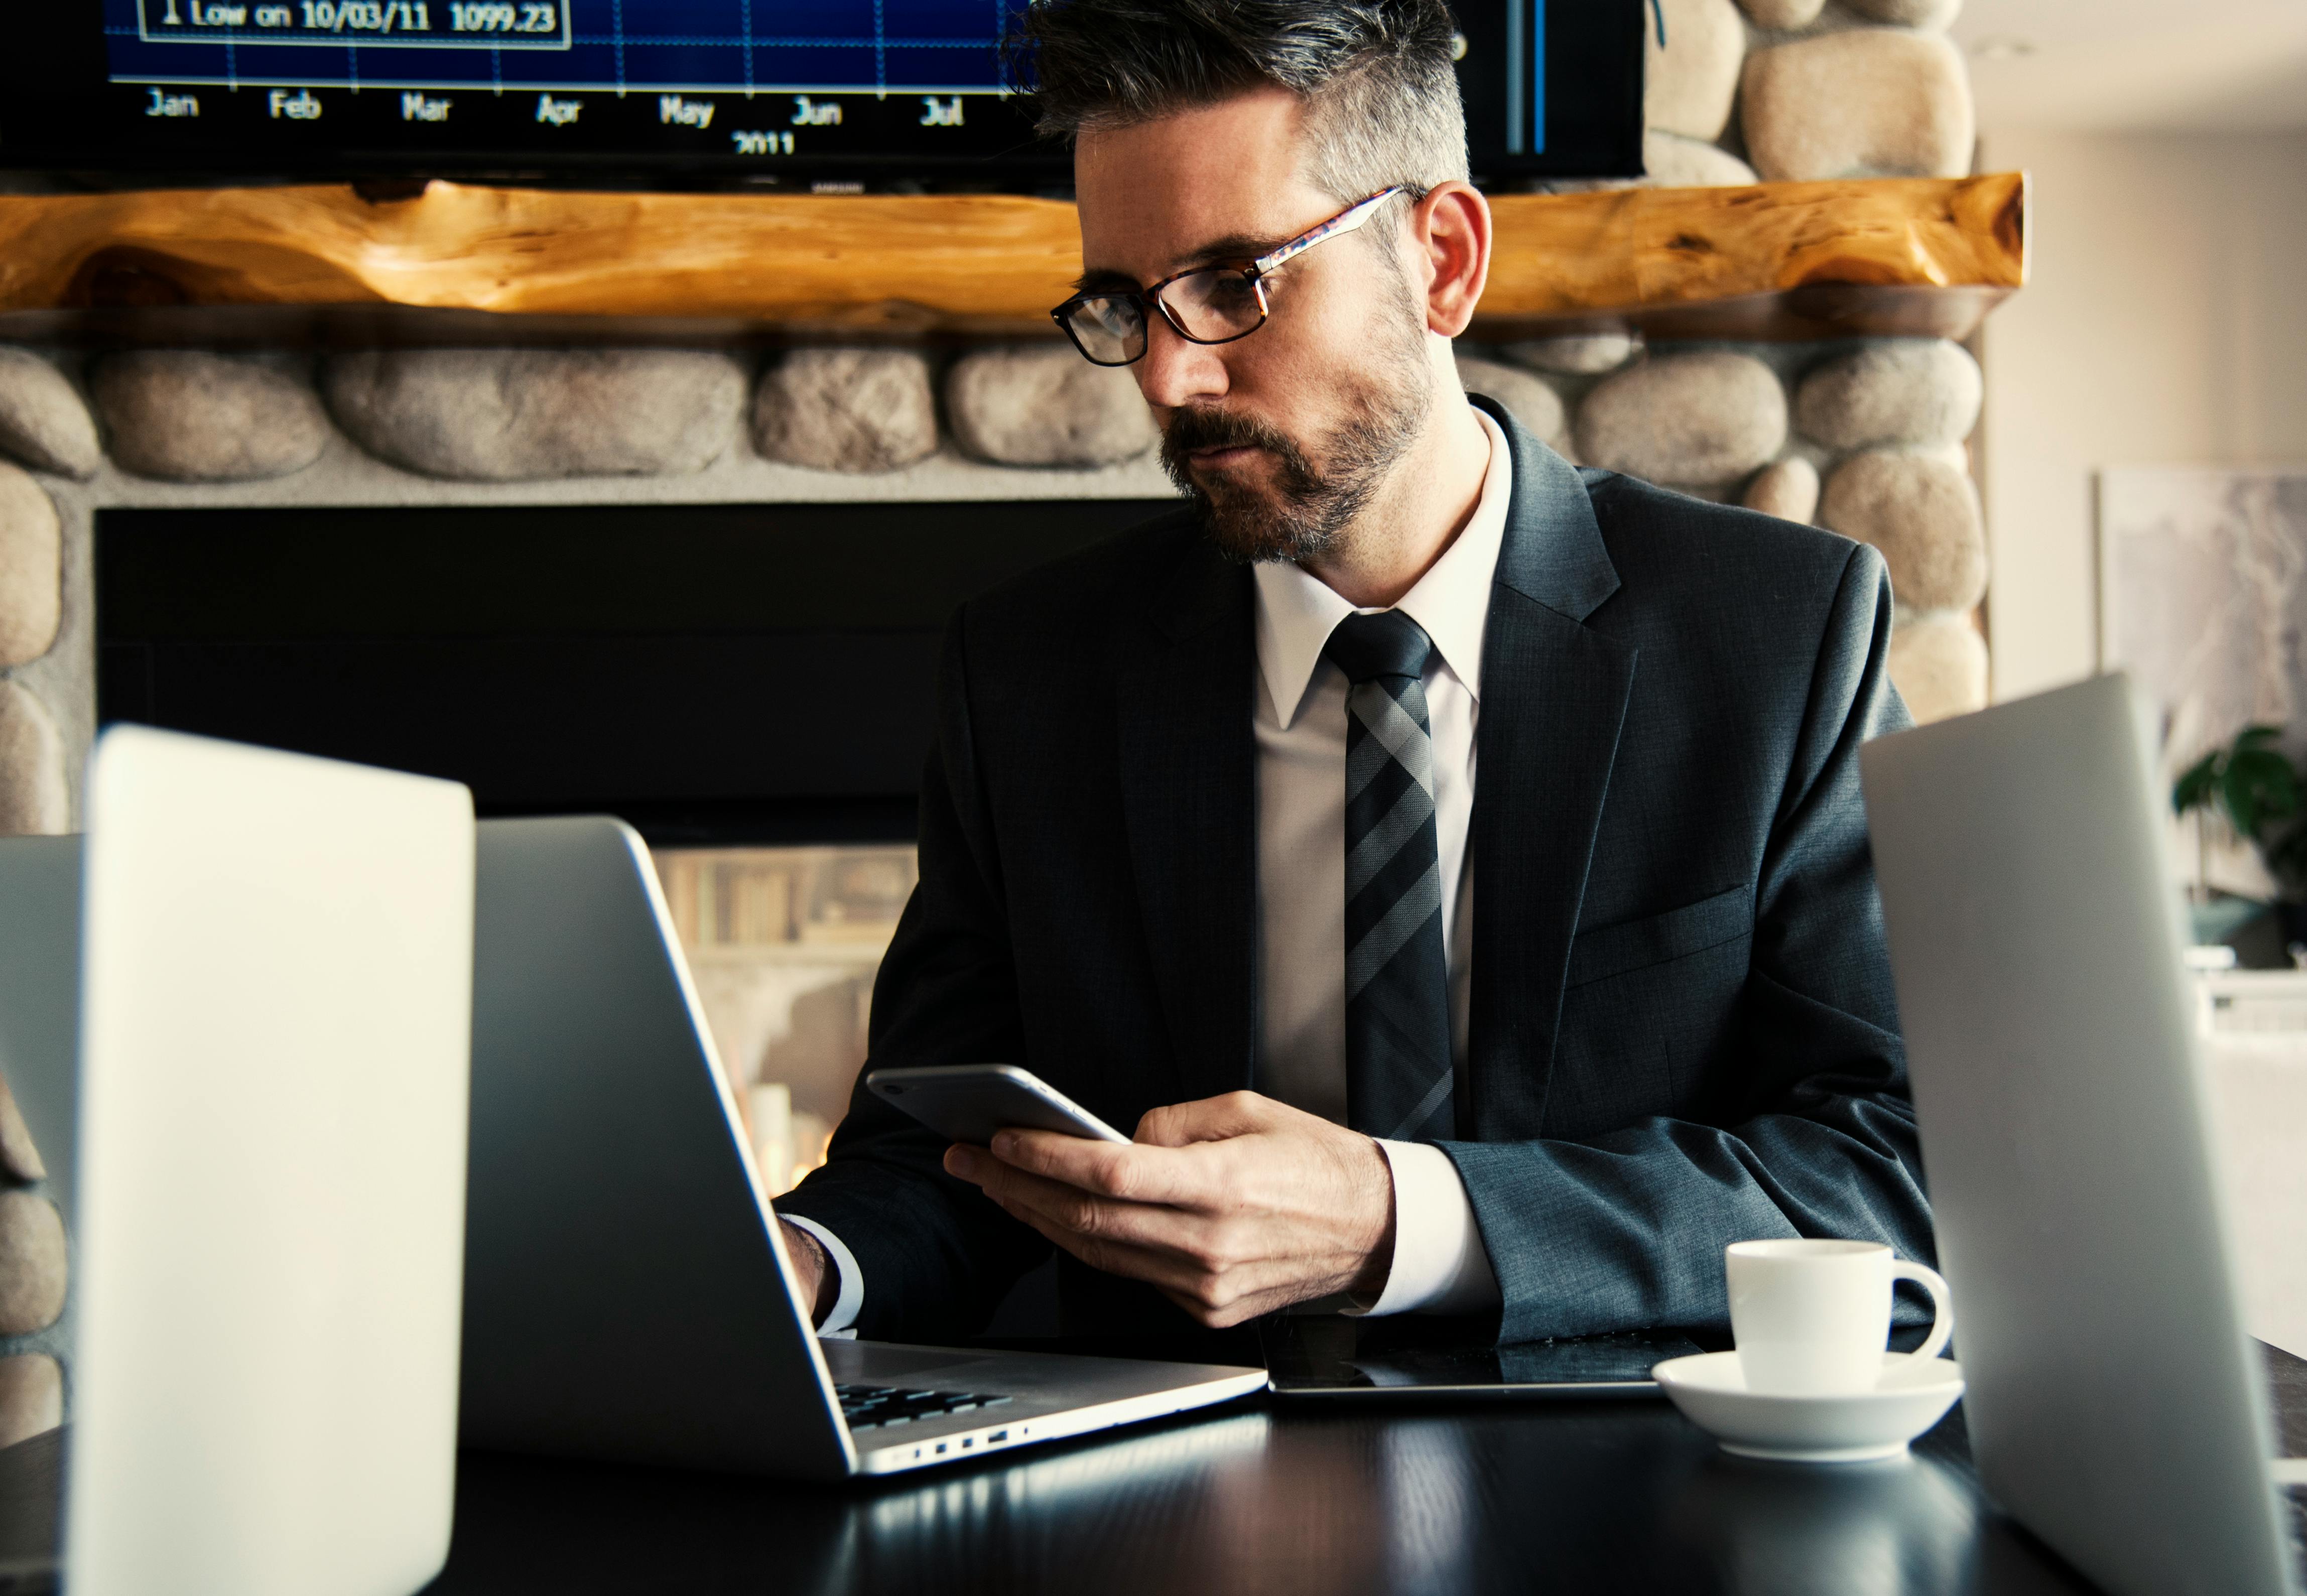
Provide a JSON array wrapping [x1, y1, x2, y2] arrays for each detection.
[[1501, 332, 1642, 375], [1457, 356, 1570, 455], [1742, 456, 1821, 524], [0, 1356, 61, 1450], [0, 464, 59, 669], [1914, 438, 1971, 476], [753, 348, 939, 473], [1737, 0, 1826, 27], [0, 684, 65, 838], [0, 1071, 44, 1184], [1888, 611, 1988, 724], [1575, 351, 1788, 487], [1820, 450, 1987, 612], [0, 351, 100, 481], [0, 1192, 64, 1335], [327, 349, 746, 481], [1741, 30, 1976, 182], [944, 346, 1157, 468], [1644, 0, 1747, 143], [1643, 131, 1759, 189], [1844, 0, 1962, 27], [1796, 340, 1982, 450], [92, 351, 329, 483]]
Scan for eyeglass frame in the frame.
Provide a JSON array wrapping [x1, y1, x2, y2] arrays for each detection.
[[1048, 185, 1411, 367]]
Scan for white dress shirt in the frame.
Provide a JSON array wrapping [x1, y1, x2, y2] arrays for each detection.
[[795, 407, 1515, 1334]]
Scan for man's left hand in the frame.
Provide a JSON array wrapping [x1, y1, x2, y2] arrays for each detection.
[[942, 1091, 1395, 1327]]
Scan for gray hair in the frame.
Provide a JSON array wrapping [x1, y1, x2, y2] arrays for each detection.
[[1011, 0, 1470, 205]]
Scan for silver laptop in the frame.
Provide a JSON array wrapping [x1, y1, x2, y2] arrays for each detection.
[[459, 816, 1263, 1479], [0, 728, 477, 1596], [1862, 673, 2302, 1596]]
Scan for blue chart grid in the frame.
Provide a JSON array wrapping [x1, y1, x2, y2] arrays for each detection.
[[105, 0, 1023, 93]]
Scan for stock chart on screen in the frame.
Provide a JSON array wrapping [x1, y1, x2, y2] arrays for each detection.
[[106, 0, 1020, 96], [0, 0, 1641, 182], [94, 0, 1035, 162]]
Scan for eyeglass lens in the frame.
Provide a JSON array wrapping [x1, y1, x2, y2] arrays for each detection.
[[1063, 297, 1145, 365], [1063, 267, 1267, 366]]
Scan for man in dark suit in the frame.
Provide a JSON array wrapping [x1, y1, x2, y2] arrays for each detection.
[[775, 0, 1929, 1346]]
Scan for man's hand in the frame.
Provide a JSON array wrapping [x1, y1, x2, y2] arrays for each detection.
[[942, 1091, 1395, 1328], [778, 1219, 839, 1326]]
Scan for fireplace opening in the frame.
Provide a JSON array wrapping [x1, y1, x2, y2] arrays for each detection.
[[95, 496, 1173, 1191], [96, 498, 1175, 843]]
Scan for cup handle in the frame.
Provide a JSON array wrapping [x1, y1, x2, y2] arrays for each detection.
[[1891, 1259, 1955, 1363]]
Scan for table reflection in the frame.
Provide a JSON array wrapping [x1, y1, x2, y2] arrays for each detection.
[[427, 1402, 2092, 1596], [1669, 1449, 1982, 1595]]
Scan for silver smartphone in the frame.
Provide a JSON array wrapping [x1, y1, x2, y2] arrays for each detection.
[[863, 1063, 1131, 1146]]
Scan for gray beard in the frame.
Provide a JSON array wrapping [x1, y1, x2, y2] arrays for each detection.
[[1159, 323, 1434, 567]]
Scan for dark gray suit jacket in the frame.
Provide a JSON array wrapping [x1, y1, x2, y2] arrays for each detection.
[[780, 397, 1928, 1346]]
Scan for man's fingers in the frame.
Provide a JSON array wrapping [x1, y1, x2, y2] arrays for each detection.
[[986, 1127, 1209, 1206], [960, 1144, 1352, 1329], [973, 1157, 1213, 1258], [1134, 1090, 1278, 1148], [975, 1163, 1279, 1304], [1155, 1283, 1272, 1330], [1007, 1208, 1183, 1290], [936, 1148, 1199, 1264], [947, 1091, 1394, 1325], [1000, 1204, 1273, 1322]]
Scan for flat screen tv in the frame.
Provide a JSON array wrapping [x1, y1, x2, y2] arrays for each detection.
[[0, 0, 1642, 186]]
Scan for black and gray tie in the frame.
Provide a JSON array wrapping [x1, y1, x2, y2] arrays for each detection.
[[1323, 610, 1455, 1143]]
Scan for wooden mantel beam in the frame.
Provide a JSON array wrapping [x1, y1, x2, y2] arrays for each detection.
[[1478, 172, 2025, 340], [0, 173, 2024, 345]]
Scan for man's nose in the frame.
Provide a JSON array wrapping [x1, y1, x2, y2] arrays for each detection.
[[1131, 312, 1231, 413]]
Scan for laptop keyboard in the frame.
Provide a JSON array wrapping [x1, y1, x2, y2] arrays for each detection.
[[836, 1383, 1013, 1432]]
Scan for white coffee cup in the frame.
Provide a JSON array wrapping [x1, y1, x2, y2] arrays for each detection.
[[1725, 1239, 1953, 1397]]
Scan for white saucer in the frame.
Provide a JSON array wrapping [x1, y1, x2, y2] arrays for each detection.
[[1651, 1351, 1965, 1464]]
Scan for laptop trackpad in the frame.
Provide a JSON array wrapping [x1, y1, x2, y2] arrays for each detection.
[[820, 1342, 996, 1385]]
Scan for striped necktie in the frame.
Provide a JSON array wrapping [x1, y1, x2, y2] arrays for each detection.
[[1322, 610, 1455, 1143]]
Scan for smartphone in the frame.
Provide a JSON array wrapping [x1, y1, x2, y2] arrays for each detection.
[[863, 1063, 1131, 1147]]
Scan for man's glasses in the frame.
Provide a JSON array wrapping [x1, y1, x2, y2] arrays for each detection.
[[1050, 187, 1407, 368]]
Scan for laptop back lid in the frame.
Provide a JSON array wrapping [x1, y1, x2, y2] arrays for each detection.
[[1862, 674, 2296, 1596], [460, 816, 853, 1479], [67, 727, 475, 1596]]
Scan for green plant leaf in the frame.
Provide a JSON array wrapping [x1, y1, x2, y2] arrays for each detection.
[[2225, 748, 2298, 838], [2175, 749, 2222, 817]]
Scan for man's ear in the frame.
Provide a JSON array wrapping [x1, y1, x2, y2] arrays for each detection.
[[1414, 182, 1492, 339]]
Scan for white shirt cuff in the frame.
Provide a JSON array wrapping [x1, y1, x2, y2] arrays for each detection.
[[779, 1213, 863, 1339], [1355, 1140, 1500, 1317]]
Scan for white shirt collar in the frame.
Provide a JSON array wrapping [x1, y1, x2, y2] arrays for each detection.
[[1252, 406, 1513, 730]]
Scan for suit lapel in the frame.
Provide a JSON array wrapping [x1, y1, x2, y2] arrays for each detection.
[[1114, 541, 1260, 1106], [1465, 396, 1639, 1140]]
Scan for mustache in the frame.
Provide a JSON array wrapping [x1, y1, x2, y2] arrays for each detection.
[[1159, 406, 1316, 484]]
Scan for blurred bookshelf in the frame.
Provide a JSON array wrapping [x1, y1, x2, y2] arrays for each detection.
[[651, 844, 918, 1196]]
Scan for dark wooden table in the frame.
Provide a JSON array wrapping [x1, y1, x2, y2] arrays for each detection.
[[424, 1399, 2100, 1596], [12, 1345, 2302, 1593]]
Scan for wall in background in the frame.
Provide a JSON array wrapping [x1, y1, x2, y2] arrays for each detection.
[[1978, 127, 2307, 701]]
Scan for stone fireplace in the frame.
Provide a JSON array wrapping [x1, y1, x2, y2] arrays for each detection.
[[0, 323, 1989, 837]]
